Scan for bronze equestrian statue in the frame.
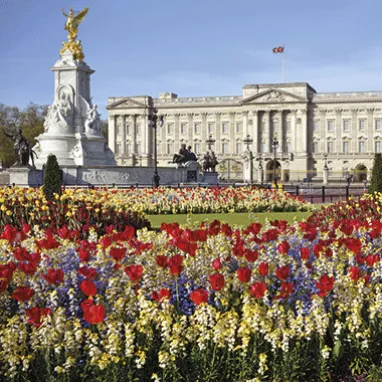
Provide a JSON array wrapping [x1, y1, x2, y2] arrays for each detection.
[[202, 150, 218, 172], [173, 144, 198, 165]]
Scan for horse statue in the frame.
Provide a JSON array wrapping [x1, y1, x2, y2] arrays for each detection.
[[202, 150, 218, 172], [173, 144, 198, 165]]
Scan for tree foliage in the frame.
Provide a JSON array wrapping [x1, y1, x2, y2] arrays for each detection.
[[368, 153, 382, 194], [0, 103, 47, 167], [43, 154, 62, 201]]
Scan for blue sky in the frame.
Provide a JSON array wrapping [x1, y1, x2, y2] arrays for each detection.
[[0, 0, 381, 118]]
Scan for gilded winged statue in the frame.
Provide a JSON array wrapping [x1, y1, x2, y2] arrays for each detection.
[[60, 7, 89, 61]]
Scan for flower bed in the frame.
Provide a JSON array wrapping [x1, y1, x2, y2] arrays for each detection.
[[0, 194, 382, 380], [0, 187, 150, 235], [89, 186, 312, 214]]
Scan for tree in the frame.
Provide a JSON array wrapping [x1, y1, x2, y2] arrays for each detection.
[[43, 154, 62, 200], [101, 119, 108, 141], [368, 153, 382, 194]]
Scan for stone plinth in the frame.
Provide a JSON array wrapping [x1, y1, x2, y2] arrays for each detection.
[[202, 172, 219, 185], [8, 167, 43, 187]]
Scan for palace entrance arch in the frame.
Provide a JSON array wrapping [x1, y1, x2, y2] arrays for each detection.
[[266, 160, 281, 182], [354, 164, 367, 182]]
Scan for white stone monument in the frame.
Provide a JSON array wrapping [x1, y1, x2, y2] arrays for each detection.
[[33, 7, 115, 169]]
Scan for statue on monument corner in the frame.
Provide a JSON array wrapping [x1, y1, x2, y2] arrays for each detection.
[[61, 7, 89, 60], [202, 149, 219, 172], [3, 126, 37, 167], [172, 144, 198, 165]]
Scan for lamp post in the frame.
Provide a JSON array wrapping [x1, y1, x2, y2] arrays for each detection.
[[148, 108, 164, 188], [271, 136, 279, 188], [258, 153, 263, 185]]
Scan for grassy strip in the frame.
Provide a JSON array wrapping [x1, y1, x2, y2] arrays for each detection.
[[147, 211, 314, 229]]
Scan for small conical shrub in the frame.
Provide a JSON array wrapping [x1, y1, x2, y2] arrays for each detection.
[[43, 154, 62, 200], [368, 153, 382, 195]]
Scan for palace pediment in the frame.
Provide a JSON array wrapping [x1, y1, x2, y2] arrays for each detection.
[[107, 97, 146, 109], [241, 88, 307, 105]]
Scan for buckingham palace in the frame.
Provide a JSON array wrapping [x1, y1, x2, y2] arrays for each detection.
[[107, 82, 382, 183]]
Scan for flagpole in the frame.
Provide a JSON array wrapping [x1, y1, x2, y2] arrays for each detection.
[[282, 45, 285, 83]]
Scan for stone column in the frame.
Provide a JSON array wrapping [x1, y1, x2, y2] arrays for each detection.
[[201, 112, 207, 153], [161, 113, 166, 156], [252, 111, 259, 153], [215, 113, 221, 154], [243, 111, 248, 138], [291, 110, 297, 154], [264, 111, 270, 153], [335, 109, 342, 153], [108, 115, 116, 153], [188, 113, 194, 148], [174, 113, 180, 152], [277, 110, 283, 153], [229, 112, 235, 154], [299, 109, 308, 154], [130, 114, 136, 155], [121, 116, 126, 155], [367, 108, 374, 152], [351, 109, 358, 153], [319, 110, 326, 153]]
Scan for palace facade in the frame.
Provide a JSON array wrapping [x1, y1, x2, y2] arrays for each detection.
[[107, 82, 382, 183]]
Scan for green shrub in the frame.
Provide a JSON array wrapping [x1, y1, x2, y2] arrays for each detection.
[[43, 154, 62, 200], [368, 153, 382, 194]]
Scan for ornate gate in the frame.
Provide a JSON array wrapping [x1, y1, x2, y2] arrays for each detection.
[[217, 159, 244, 182]]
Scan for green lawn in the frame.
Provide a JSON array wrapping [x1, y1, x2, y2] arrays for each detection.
[[147, 211, 316, 229]]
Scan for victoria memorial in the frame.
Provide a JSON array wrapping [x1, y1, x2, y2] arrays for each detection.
[[107, 82, 382, 183]]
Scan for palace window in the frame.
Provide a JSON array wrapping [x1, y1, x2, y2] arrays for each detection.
[[262, 142, 267, 153], [167, 123, 174, 135], [343, 141, 349, 153], [343, 120, 350, 133], [136, 124, 140, 135], [286, 120, 291, 133], [313, 120, 319, 132], [376, 141, 381, 153], [136, 143, 141, 154], [236, 122, 243, 133], [359, 119, 366, 131], [208, 123, 215, 134], [115, 143, 121, 155], [157, 143, 161, 154], [222, 142, 229, 153], [376, 120, 382, 131], [359, 141, 365, 153], [312, 142, 318, 153], [125, 124, 130, 136], [327, 120, 335, 133], [180, 123, 187, 135], [126, 143, 131, 156], [327, 141, 334, 153], [222, 122, 229, 134], [236, 142, 242, 154], [167, 142, 173, 155], [194, 143, 200, 154], [194, 123, 201, 134], [287, 141, 292, 153]]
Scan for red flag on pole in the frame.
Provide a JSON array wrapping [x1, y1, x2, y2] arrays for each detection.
[[273, 46, 284, 53]]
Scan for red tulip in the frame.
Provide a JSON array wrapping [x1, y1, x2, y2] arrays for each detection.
[[250, 282, 267, 298], [26, 307, 51, 327], [83, 303, 105, 325], [151, 288, 171, 301], [277, 241, 290, 255], [124, 265, 143, 282], [79, 248, 91, 262], [0, 279, 8, 293], [244, 249, 258, 262], [190, 289, 209, 305], [79, 279, 97, 296], [12, 286, 35, 302], [275, 265, 290, 281], [212, 258, 222, 270], [156, 255, 169, 268], [348, 266, 361, 281], [209, 273, 225, 291], [315, 274, 334, 297], [41, 268, 64, 285], [300, 247, 310, 260], [276, 282, 294, 299], [81, 298, 95, 311], [168, 255, 183, 275], [109, 247, 127, 262], [258, 262, 269, 277], [78, 266, 97, 280], [99, 236, 113, 249], [237, 267, 252, 283]]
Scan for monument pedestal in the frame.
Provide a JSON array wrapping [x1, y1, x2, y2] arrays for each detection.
[[202, 172, 219, 185], [8, 166, 43, 187]]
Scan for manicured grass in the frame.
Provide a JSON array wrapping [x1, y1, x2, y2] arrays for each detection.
[[147, 211, 314, 229]]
